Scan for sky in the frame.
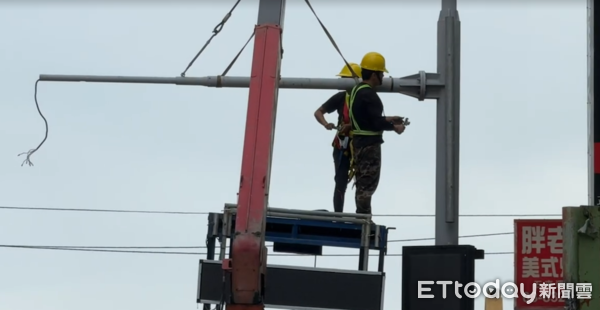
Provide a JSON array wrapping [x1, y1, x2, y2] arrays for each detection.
[[0, 1, 587, 310]]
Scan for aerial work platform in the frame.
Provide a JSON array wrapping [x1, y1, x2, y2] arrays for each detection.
[[197, 204, 391, 310], [207, 203, 391, 271]]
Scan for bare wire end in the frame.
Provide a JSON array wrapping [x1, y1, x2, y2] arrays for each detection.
[[19, 79, 47, 167]]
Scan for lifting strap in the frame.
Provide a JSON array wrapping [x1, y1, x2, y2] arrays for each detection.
[[346, 84, 383, 186]]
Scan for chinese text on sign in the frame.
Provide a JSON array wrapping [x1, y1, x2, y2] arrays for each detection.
[[514, 219, 564, 308]]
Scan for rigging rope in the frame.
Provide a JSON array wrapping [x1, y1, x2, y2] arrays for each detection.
[[18, 80, 48, 167], [304, 0, 360, 84], [180, 0, 242, 77], [220, 30, 255, 76]]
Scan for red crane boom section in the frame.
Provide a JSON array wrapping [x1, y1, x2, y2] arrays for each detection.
[[226, 23, 282, 310]]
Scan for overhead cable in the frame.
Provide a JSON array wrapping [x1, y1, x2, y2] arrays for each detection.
[[0, 205, 561, 218], [0, 244, 513, 257], [0, 232, 514, 252]]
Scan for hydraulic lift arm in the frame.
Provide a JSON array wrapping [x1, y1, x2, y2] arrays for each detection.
[[225, 1, 285, 309]]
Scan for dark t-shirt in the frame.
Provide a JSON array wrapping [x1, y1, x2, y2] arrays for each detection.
[[320, 91, 350, 149], [320, 91, 346, 128], [348, 83, 395, 148]]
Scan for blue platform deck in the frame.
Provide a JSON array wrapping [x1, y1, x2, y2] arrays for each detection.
[[218, 214, 388, 250]]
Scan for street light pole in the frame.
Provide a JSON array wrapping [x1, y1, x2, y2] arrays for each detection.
[[435, 0, 461, 245], [588, 0, 598, 206], [36, 0, 462, 254]]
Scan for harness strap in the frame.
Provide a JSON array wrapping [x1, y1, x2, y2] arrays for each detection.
[[345, 84, 382, 186]]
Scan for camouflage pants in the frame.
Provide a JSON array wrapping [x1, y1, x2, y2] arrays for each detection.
[[352, 142, 382, 214]]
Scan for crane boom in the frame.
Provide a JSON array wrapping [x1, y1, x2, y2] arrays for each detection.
[[226, 1, 285, 309]]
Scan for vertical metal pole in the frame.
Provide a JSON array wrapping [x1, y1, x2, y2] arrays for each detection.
[[206, 214, 217, 261], [205, 214, 219, 310], [377, 247, 385, 272], [205, 236, 217, 310], [589, 0, 598, 206], [206, 238, 216, 259], [358, 249, 365, 270], [435, 0, 461, 245], [220, 212, 229, 260], [358, 223, 369, 270]]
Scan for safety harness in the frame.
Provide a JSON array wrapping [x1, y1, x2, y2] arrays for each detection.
[[332, 99, 351, 177], [345, 83, 383, 186]]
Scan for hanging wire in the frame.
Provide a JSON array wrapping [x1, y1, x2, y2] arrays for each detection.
[[18, 79, 48, 167], [180, 0, 242, 77], [18, 2, 244, 166]]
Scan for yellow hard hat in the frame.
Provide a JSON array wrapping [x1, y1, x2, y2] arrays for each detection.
[[360, 52, 388, 73], [336, 63, 362, 78]]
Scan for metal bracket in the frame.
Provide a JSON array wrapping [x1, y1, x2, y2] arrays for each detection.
[[397, 71, 442, 100], [578, 206, 599, 239]]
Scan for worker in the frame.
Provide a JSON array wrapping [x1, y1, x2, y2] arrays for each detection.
[[314, 62, 362, 213], [347, 52, 406, 215]]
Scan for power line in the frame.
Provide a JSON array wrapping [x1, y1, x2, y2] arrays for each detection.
[[0, 231, 514, 251], [0, 245, 199, 255], [376, 214, 560, 217], [0, 205, 208, 215], [0, 205, 561, 218], [0, 245, 206, 249], [0, 245, 513, 257], [389, 231, 513, 243]]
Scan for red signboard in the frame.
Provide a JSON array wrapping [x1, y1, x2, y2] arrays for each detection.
[[514, 219, 563, 309]]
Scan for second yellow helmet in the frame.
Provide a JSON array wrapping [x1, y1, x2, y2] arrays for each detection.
[[360, 52, 388, 73], [336, 63, 362, 78]]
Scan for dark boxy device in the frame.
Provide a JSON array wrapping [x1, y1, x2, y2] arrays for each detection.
[[402, 245, 484, 310], [198, 259, 386, 310]]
